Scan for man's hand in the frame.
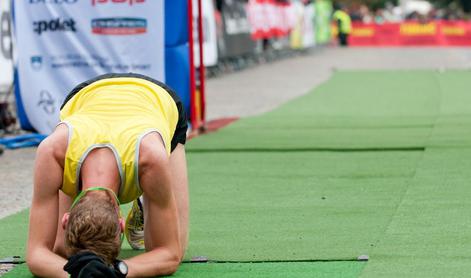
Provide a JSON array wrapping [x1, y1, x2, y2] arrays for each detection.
[[64, 252, 120, 278]]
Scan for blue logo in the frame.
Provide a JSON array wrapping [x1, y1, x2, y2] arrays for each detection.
[[91, 18, 147, 35], [31, 56, 43, 71]]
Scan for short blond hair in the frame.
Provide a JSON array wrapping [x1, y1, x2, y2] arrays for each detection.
[[65, 192, 121, 264]]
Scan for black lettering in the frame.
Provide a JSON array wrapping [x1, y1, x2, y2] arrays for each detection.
[[33, 18, 77, 35], [33, 21, 47, 35], [68, 19, 77, 32], [48, 19, 58, 31]]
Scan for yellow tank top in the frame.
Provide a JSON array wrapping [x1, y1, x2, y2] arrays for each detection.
[[59, 77, 179, 204]]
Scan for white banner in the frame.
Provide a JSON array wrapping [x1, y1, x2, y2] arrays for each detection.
[[193, 0, 218, 67], [13, 0, 165, 134], [0, 0, 13, 92], [302, 4, 316, 48], [289, 2, 316, 50]]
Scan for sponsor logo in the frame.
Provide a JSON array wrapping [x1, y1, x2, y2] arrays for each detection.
[[352, 27, 375, 37], [29, 0, 78, 4], [400, 23, 436, 36], [33, 18, 77, 35], [91, 18, 147, 35], [37, 90, 56, 115], [92, 0, 145, 6], [442, 26, 466, 36], [31, 56, 43, 71]]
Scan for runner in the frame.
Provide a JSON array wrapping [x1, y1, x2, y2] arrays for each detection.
[[26, 73, 189, 278]]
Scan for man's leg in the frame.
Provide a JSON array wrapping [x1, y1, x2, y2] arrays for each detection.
[[138, 133, 189, 257], [339, 33, 348, 46], [168, 144, 189, 256]]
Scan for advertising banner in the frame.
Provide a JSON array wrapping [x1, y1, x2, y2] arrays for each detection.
[[314, 0, 332, 44], [247, 0, 296, 40], [0, 0, 13, 92], [440, 21, 471, 46], [13, 0, 165, 134], [303, 3, 316, 48], [349, 21, 471, 46], [217, 0, 255, 59], [193, 0, 218, 67], [289, 2, 316, 49]]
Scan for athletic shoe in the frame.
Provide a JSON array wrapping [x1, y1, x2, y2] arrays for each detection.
[[125, 198, 145, 250]]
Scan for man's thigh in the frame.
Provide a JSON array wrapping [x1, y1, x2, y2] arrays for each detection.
[[141, 143, 189, 256], [168, 144, 189, 255]]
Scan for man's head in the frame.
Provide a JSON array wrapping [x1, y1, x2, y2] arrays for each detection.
[[334, 2, 347, 11], [62, 189, 125, 264]]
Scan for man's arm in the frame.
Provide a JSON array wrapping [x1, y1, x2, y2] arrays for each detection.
[[26, 134, 68, 278], [124, 192, 181, 277], [125, 135, 182, 277]]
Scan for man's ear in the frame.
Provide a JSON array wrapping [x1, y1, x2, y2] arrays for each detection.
[[62, 212, 70, 230]]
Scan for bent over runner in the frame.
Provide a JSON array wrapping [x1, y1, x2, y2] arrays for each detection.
[[27, 73, 189, 278]]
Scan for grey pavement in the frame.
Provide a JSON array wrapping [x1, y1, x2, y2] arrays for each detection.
[[1, 47, 471, 219]]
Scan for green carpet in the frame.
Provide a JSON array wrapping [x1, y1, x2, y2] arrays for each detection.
[[358, 70, 471, 277], [0, 210, 28, 260], [3, 70, 471, 277], [187, 71, 440, 151], [428, 71, 471, 148], [185, 152, 420, 261], [3, 262, 366, 278], [360, 148, 471, 277]]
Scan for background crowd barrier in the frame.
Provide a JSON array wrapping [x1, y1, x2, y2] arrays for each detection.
[[204, 0, 325, 76], [206, 0, 322, 65], [348, 21, 471, 46]]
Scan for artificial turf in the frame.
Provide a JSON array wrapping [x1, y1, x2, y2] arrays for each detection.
[[360, 148, 471, 278], [2, 70, 471, 277], [3, 262, 366, 278], [0, 210, 28, 260], [187, 71, 440, 151], [185, 152, 420, 261]]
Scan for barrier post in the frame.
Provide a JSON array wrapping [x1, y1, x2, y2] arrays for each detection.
[[197, 0, 206, 126], [188, 0, 206, 133], [188, 0, 198, 131]]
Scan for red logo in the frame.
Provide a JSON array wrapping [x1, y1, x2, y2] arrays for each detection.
[[92, 18, 147, 35], [92, 0, 145, 6]]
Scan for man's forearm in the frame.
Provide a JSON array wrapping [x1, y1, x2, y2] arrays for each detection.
[[27, 247, 68, 278], [124, 247, 180, 277]]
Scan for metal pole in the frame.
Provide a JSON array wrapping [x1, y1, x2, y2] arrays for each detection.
[[197, 0, 206, 126], [188, 0, 198, 130]]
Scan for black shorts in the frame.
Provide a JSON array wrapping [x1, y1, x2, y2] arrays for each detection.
[[61, 73, 188, 152]]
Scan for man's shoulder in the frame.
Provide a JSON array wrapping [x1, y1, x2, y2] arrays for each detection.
[[38, 124, 69, 164]]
